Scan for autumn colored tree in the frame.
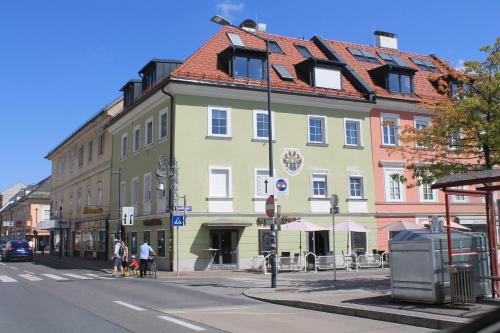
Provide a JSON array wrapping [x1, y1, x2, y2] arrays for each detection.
[[395, 38, 500, 186]]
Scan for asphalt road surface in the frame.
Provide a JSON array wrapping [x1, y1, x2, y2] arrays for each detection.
[[0, 261, 434, 333]]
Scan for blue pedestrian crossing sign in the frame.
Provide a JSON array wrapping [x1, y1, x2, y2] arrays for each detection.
[[171, 215, 185, 227]]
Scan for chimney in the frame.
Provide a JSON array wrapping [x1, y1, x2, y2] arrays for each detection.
[[239, 19, 267, 33], [374, 31, 398, 49]]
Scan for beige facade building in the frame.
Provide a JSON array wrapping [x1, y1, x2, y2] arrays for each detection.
[[45, 98, 122, 259]]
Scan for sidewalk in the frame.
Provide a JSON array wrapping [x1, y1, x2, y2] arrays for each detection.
[[243, 273, 500, 330]]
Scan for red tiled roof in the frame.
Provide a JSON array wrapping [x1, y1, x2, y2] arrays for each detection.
[[170, 27, 451, 104], [326, 39, 450, 103], [170, 27, 367, 101]]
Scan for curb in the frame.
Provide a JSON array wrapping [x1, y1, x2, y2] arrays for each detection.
[[243, 291, 470, 330]]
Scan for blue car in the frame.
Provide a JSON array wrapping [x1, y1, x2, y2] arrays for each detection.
[[1, 240, 33, 262]]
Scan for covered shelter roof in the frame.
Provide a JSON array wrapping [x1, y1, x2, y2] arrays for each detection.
[[432, 169, 500, 190]]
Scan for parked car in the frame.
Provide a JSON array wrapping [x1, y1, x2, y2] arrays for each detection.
[[1, 240, 33, 262]]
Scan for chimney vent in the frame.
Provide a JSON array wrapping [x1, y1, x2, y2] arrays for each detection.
[[239, 19, 267, 33], [374, 31, 398, 49]]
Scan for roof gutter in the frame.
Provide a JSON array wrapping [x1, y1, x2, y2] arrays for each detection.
[[312, 35, 376, 102]]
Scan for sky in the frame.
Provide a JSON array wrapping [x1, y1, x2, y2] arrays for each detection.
[[0, 0, 498, 191]]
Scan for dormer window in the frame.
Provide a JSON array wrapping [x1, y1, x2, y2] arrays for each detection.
[[295, 58, 345, 90], [219, 46, 267, 81], [388, 72, 413, 93], [295, 44, 312, 58], [120, 80, 142, 108], [143, 70, 156, 90], [347, 48, 380, 64], [138, 59, 182, 93], [268, 40, 284, 54]]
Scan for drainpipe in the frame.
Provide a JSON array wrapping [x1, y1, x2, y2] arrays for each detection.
[[161, 84, 175, 272]]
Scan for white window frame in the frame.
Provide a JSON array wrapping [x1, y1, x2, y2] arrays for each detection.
[[344, 118, 362, 146], [208, 166, 232, 198], [131, 177, 139, 212], [380, 113, 400, 146], [76, 189, 81, 212], [145, 117, 153, 147], [253, 110, 275, 140], [121, 133, 128, 160], [384, 168, 405, 202], [348, 174, 364, 199], [314, 67, 342, 90], [310, 171, 328, 198], [159, 108, 168, 140], [452, 185, 469, 203], [419, 181, 437, 202], [86, 185, 91, 207], [143, 173, 152, 203], [98, 132, 104, 156], [414, 116, 431, 148], [133, 124, 140, 153], [87, 140, 93, 161], [69, 151, 75, 173], [207, 106, 231, 138], [307, 115, 328, 144], [96, 182, 102, 207], [61, 158, 65, 177], [119, 181, 126, 208]]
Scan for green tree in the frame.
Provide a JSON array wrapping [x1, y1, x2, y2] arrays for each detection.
[[395, 38, 500, 186]]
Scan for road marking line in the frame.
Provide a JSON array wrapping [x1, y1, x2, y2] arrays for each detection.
[[0, 275, 17, 282], [84, 273, 101, 278], [0, 263, 6, 266], [62, 273, 92, 280], [24, 271, 35, 274], [9, 266, 19, 270], [19, 274, 43, 281], [157, 315, 205, 331], [113, 301, 146, 312], [42, 274, 69, 281]]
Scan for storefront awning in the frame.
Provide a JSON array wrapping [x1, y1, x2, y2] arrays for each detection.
[[202, 219, 252, 228], [36, 220, 70, 230]]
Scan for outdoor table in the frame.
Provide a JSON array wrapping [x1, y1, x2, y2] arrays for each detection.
[[204, 248, 219, 270]]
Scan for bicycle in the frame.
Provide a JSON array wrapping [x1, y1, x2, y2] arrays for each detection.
[[145, 256, 157, 279]]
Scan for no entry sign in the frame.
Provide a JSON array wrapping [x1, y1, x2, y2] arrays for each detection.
[[265, 196, 275, 218]]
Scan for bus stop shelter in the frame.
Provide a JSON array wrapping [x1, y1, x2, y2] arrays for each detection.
[[432, 169, 500, 297]]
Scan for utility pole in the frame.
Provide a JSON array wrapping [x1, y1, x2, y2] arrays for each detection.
[[331, 194, 339, 281]]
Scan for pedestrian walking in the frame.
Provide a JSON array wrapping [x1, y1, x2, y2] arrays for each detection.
[[40, 239, 45, 255], [111, 239, 123, 277], [121, 240, 130, 276], [139, 240, 156, 278]]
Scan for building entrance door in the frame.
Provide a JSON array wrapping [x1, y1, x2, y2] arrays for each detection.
[[210, 230, 238, 269]]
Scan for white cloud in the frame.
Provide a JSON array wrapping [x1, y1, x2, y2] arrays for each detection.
[[216, 1, 244, 19], [455, 59, 465, 70]]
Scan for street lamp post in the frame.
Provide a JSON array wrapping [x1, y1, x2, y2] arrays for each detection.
[[211, 15, 276, 287], [58, 206, 63, 259]]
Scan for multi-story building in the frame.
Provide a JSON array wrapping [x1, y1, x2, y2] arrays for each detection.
[[321, 32, 489, 250], [0, 177, 51, 248], [0, 183, 26, 209], [108, 22, 383, 271], [45, 98, 122, 259]]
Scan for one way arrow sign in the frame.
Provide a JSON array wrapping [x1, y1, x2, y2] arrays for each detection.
[[263, 177, 275, 196]]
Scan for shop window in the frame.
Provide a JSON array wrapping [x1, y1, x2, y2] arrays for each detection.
[[157, 230, 166, 257]]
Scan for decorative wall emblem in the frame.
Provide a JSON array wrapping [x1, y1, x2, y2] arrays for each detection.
[[281, 148, 304, 176]]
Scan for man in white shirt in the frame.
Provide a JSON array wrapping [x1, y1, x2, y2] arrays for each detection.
[[112, 239, 123, 277], [139, 240, 156, 278]]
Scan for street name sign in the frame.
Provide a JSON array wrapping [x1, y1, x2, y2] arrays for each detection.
[[171, 215, 185, 227], [121, 206, 135, 226], [174, 205, 192, 212], [2, 221, 14, 227]]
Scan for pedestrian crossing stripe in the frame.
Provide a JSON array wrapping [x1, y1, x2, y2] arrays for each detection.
[[62, 273, 92, 280], [18, 274, 43, 281], [41, 274, 69, 281], [0, 275, 16, 282]]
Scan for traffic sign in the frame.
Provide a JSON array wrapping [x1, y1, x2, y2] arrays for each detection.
[[274, 178, 289, 196], [174, 205, 192, 212], [265, 196, 275, 218], [171, 215, 185, 227], [121, 207, 134, 225], [263, 177, 275, 196]]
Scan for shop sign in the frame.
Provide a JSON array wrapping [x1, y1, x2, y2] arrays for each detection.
[[256, 215, 301, 226], [143, 218, 162, 226], [84, 207, 104, 215]]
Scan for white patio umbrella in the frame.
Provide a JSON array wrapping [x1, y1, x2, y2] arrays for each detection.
[[280, 219, 328, 255], [333, 220, 370, 254], [421, 220, 470, 231], [378, 220, 425, 232]]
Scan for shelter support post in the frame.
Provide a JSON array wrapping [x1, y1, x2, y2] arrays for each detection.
[[445, 194, 453, 266], [486, 191, 499, 297]]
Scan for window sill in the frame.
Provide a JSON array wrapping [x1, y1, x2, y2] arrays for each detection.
[[380, 144, 399, 148], [306, 142, 329, 147], [252, 138, 276, 143], [144, 144, 154, 150], [343, 145, 364, 150], [385, 200, 405, 203], [206, 135, 232, 140], [252, 197, 267, 201], [132, 150, 140, 156], [158, 136, 168, 144], [206, 197, 233, 201], [308, 197, 330, 201], [346, 198, 367, 202]]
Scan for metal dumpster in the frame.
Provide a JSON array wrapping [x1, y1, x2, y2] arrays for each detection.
[[390, 230, 491, 304]]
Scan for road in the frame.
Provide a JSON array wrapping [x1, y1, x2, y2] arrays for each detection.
[[0, 260, 434, 333]]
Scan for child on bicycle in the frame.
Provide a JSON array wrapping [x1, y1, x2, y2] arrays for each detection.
[[130, 255, 140, 277]]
